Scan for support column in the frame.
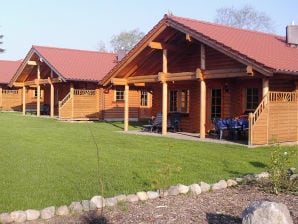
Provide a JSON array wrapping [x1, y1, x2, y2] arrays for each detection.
[[262, 78, 269, 106], [22, 86, 26, 116], [0, 87, 2, 110], [70, 83, 74, 119], [50, 84, 54, 117], [162, 82, 168, 135], [50, 70, 54, 117], [262, 78, 269, 97], [36, 64, 41, 117], [162, 49, 168, 135], [200, 80, 206, 139], [124, 84, 129, 131], [200, 44, 206, 139]]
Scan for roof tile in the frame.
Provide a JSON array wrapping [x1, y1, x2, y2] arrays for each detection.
[[33, 46, 117, 81], [168, 15, 298, 72], [0, 60, 22, 84]]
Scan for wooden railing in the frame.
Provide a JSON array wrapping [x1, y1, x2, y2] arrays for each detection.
[[249, 91, 298, 145], [59, 89, 97, 109], [59, 92, 71, 109], [268, 91, 297, 102], [2, 90, 19, 94], [251, 93, 268, 126], [251, 91, 297, 125], [74, 89, 96, 96]]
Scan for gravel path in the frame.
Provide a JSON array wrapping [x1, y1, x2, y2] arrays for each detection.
[[29, 184, 297, 224]]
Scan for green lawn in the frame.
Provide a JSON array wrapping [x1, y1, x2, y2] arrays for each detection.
[[0, 112, 297, 212]]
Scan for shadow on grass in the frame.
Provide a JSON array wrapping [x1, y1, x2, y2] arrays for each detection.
[[250, 161, 267, 168], [206, 213, 242, 224], [80, 211, 109, 224], [225, 170, 245, 177], [104, 121, 144, 130]]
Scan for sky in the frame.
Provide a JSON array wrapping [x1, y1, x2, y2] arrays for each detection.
[[0, 0, 297, 60]]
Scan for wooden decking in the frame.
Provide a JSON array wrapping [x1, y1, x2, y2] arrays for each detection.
[[120, 130, 249, 146]]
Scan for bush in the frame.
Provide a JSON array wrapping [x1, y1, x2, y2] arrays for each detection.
[[268, 144, 297, 194]]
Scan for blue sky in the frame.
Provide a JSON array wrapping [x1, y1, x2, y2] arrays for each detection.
[[0, 0, 297, 60]]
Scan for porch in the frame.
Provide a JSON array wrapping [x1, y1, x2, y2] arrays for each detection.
[[122, 90, 298, 147]]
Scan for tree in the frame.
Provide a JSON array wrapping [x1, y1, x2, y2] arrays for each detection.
[[0, 34, 4, 53], [110, 28, 144, 53], [96, 40, 108, 52], [214, 5, 274, 33]]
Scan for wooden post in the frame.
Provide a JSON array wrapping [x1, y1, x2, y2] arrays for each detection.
[[262, 78, 269, 105], [200, 44, 206, 139], [37, 64, 41, 117], [0, 87, 2, 109], [124, 84, 129, 131], [262, 78, 269, 97], [22, 86, 26, 116], [50, 70, 54, 117], [70, 83, 74, 119], [162, 49, 168, 135], [200, 80, 206, 139], [248, 112, 253, 146]]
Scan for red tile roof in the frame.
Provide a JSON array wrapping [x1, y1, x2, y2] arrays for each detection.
[[0, 60, 22, 84], [167, 15, 298, 73], [32, 46, 117, 82]]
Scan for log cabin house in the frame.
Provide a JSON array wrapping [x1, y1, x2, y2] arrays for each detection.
[[102, 14, 298, 146], [0, 60, 24, 111], [9, 46, 152, 120]]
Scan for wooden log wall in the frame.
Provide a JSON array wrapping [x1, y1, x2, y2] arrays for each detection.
[[151, 81, 200, 133], [72, 89, 99, 118], [1, 88, 22, 111], [268, 101, 298, 143], [103, 87, 141, 120]]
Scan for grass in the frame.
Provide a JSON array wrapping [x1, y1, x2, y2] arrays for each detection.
[[0, 112, 297, 212]]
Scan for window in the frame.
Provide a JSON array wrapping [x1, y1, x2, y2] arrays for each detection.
[[169, 89, 189, 113], [170, 90, 178, 112], [211, 89, 221, 119], [180, 90, 189, 113], [115, 88, 124, 101], [33, 88, 38, 98], [33, 88, 43, 98], [246, 88, 259, 111], [140, 90, 148, 107]]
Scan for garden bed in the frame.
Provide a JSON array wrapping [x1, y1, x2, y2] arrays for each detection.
[[36, 183, 298, 224]]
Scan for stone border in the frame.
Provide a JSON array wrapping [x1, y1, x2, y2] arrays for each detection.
[[0, 171, 279, 223]]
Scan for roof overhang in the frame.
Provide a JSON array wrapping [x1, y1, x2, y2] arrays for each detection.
[[273, 70, 298, 76], [101, 21, 169, 86], [9, 47, 67, 87], [101, 16, 275, 86], [165, 18, 274, 77]]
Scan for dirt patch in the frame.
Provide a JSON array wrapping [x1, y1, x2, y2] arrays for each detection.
[[34, 184, 297, 224]]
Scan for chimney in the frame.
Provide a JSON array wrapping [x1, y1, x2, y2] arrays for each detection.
[[286, 22, 298, 46], [117, 47, 126, 62]]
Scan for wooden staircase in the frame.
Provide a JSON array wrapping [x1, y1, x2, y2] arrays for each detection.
[[58, 89, 99, 120], [249, 92, 298, 145]]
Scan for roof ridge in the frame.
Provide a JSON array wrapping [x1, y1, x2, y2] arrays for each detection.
[[166, 14, 284, 38], [32, 45, 117, 56]]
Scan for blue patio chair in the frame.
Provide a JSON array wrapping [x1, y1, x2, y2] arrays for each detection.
[[238, 117, 249, 138], [41, 104, 50, 115], [226, 117, 242, 140], [142, 112, 162, 132], [213, 118, 228, 140], [168, 112, 181, 132]]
